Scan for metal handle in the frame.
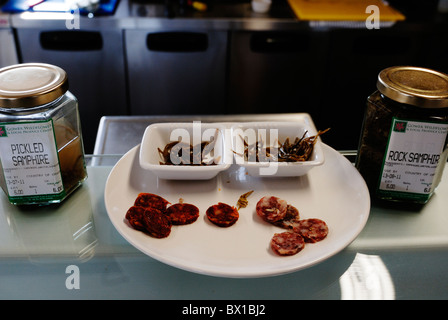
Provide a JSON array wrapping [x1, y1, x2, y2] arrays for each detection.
[[146, 32, 208, 52], [40, 31, 103, 51]]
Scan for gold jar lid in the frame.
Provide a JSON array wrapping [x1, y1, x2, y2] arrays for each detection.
[[0, 63, 68, 110], [377, 66, 448, 109]]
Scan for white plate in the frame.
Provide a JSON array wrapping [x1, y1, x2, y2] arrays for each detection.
[[230, 121, 325, 177], [105, 143, 370, 278]]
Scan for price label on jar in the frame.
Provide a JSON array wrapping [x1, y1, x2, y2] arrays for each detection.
[[378, 118, 448, 200], [0, 120, 65, 204]]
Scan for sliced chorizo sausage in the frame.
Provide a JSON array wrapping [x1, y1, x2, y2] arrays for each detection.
[[206, 202, 239, 227], [165, 202, 200, 225], [125, 206, 147, 231], [134, 193, 170, 211], [142, 207, 172, 238]]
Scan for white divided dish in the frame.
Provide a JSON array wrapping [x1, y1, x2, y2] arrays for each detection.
[[139, 114, 325, 179]]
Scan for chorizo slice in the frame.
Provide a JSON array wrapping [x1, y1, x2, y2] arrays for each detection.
[[293, 218, 328, 243], [206, 202, 239, 227], [134, 193, 170, 211], [270, 232, 305, 256], [142, 207, 172, 238], [165, 202, 200, 225], [125, 206, 147, 231], [256, 196, 288, 223], [272, 204, 300, 229]]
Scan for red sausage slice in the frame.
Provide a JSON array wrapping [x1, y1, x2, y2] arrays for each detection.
[[125, 206, 147, 231], [293, 218, 328, 243], [206, 202, 239, 227], [134, 193, 170, 211], [165, 202, 200, 225], [142, 207, 172, 238], [256, 196, 288, 223], [270, 232, 305, 256]]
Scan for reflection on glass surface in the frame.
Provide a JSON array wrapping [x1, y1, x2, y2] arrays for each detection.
[[339, 253, 395, 300], [73, 220, 97, 261], [2, 183, 98, 262], [87, 154, 123, 167]]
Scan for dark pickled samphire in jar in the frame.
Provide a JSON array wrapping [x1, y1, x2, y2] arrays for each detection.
[[55, 124, 87, 194], [356, 91, 448, 193]]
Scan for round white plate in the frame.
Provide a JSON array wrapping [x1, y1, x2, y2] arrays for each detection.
[[104, 143, 370, 278]]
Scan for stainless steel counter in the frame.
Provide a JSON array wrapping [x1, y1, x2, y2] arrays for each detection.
[[128, 0, 302, 31], [93, 114, 331, 158], [0, 13, 18, 67], [7, 0, 304, 30]]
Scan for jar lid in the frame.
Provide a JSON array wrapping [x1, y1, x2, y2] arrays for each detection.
[[377, 66, 448, 109], [0, 63, 68, 109]]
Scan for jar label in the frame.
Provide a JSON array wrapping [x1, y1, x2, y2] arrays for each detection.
[[378, 118, 448, 201], [0, 120, 65, 204]]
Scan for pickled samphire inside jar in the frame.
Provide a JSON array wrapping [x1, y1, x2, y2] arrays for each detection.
[[0, 63, 87, 205], [356, 66, 448, 204]]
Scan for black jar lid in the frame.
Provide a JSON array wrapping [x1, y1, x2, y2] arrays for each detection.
[[0, 63, 68, 110], [377, 66, 448, 109]]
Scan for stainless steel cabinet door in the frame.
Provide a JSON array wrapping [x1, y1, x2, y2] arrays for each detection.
[[16, 28, 128, 153], [125, 29, 227, 115], [0, 28, 19, 68], [227, 31, 326, 116]]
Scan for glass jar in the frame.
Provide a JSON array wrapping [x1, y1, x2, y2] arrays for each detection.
[[356, 66, 448, 204], [0, 63, 87, 205]]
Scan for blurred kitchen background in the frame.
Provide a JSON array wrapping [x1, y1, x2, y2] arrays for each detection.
[[1, 0, 448, 154]]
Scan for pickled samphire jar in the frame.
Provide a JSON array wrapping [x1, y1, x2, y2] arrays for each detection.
[[0, 63, 87, 205], [356, 66, 448, 204]]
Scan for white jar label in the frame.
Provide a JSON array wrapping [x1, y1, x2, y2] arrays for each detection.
[[0, 120, 65, 204], [378, 118, 448, 200]]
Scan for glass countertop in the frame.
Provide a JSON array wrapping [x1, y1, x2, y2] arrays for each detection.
[[1, 154, 447, 301], [1, 115, 448, 301]]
